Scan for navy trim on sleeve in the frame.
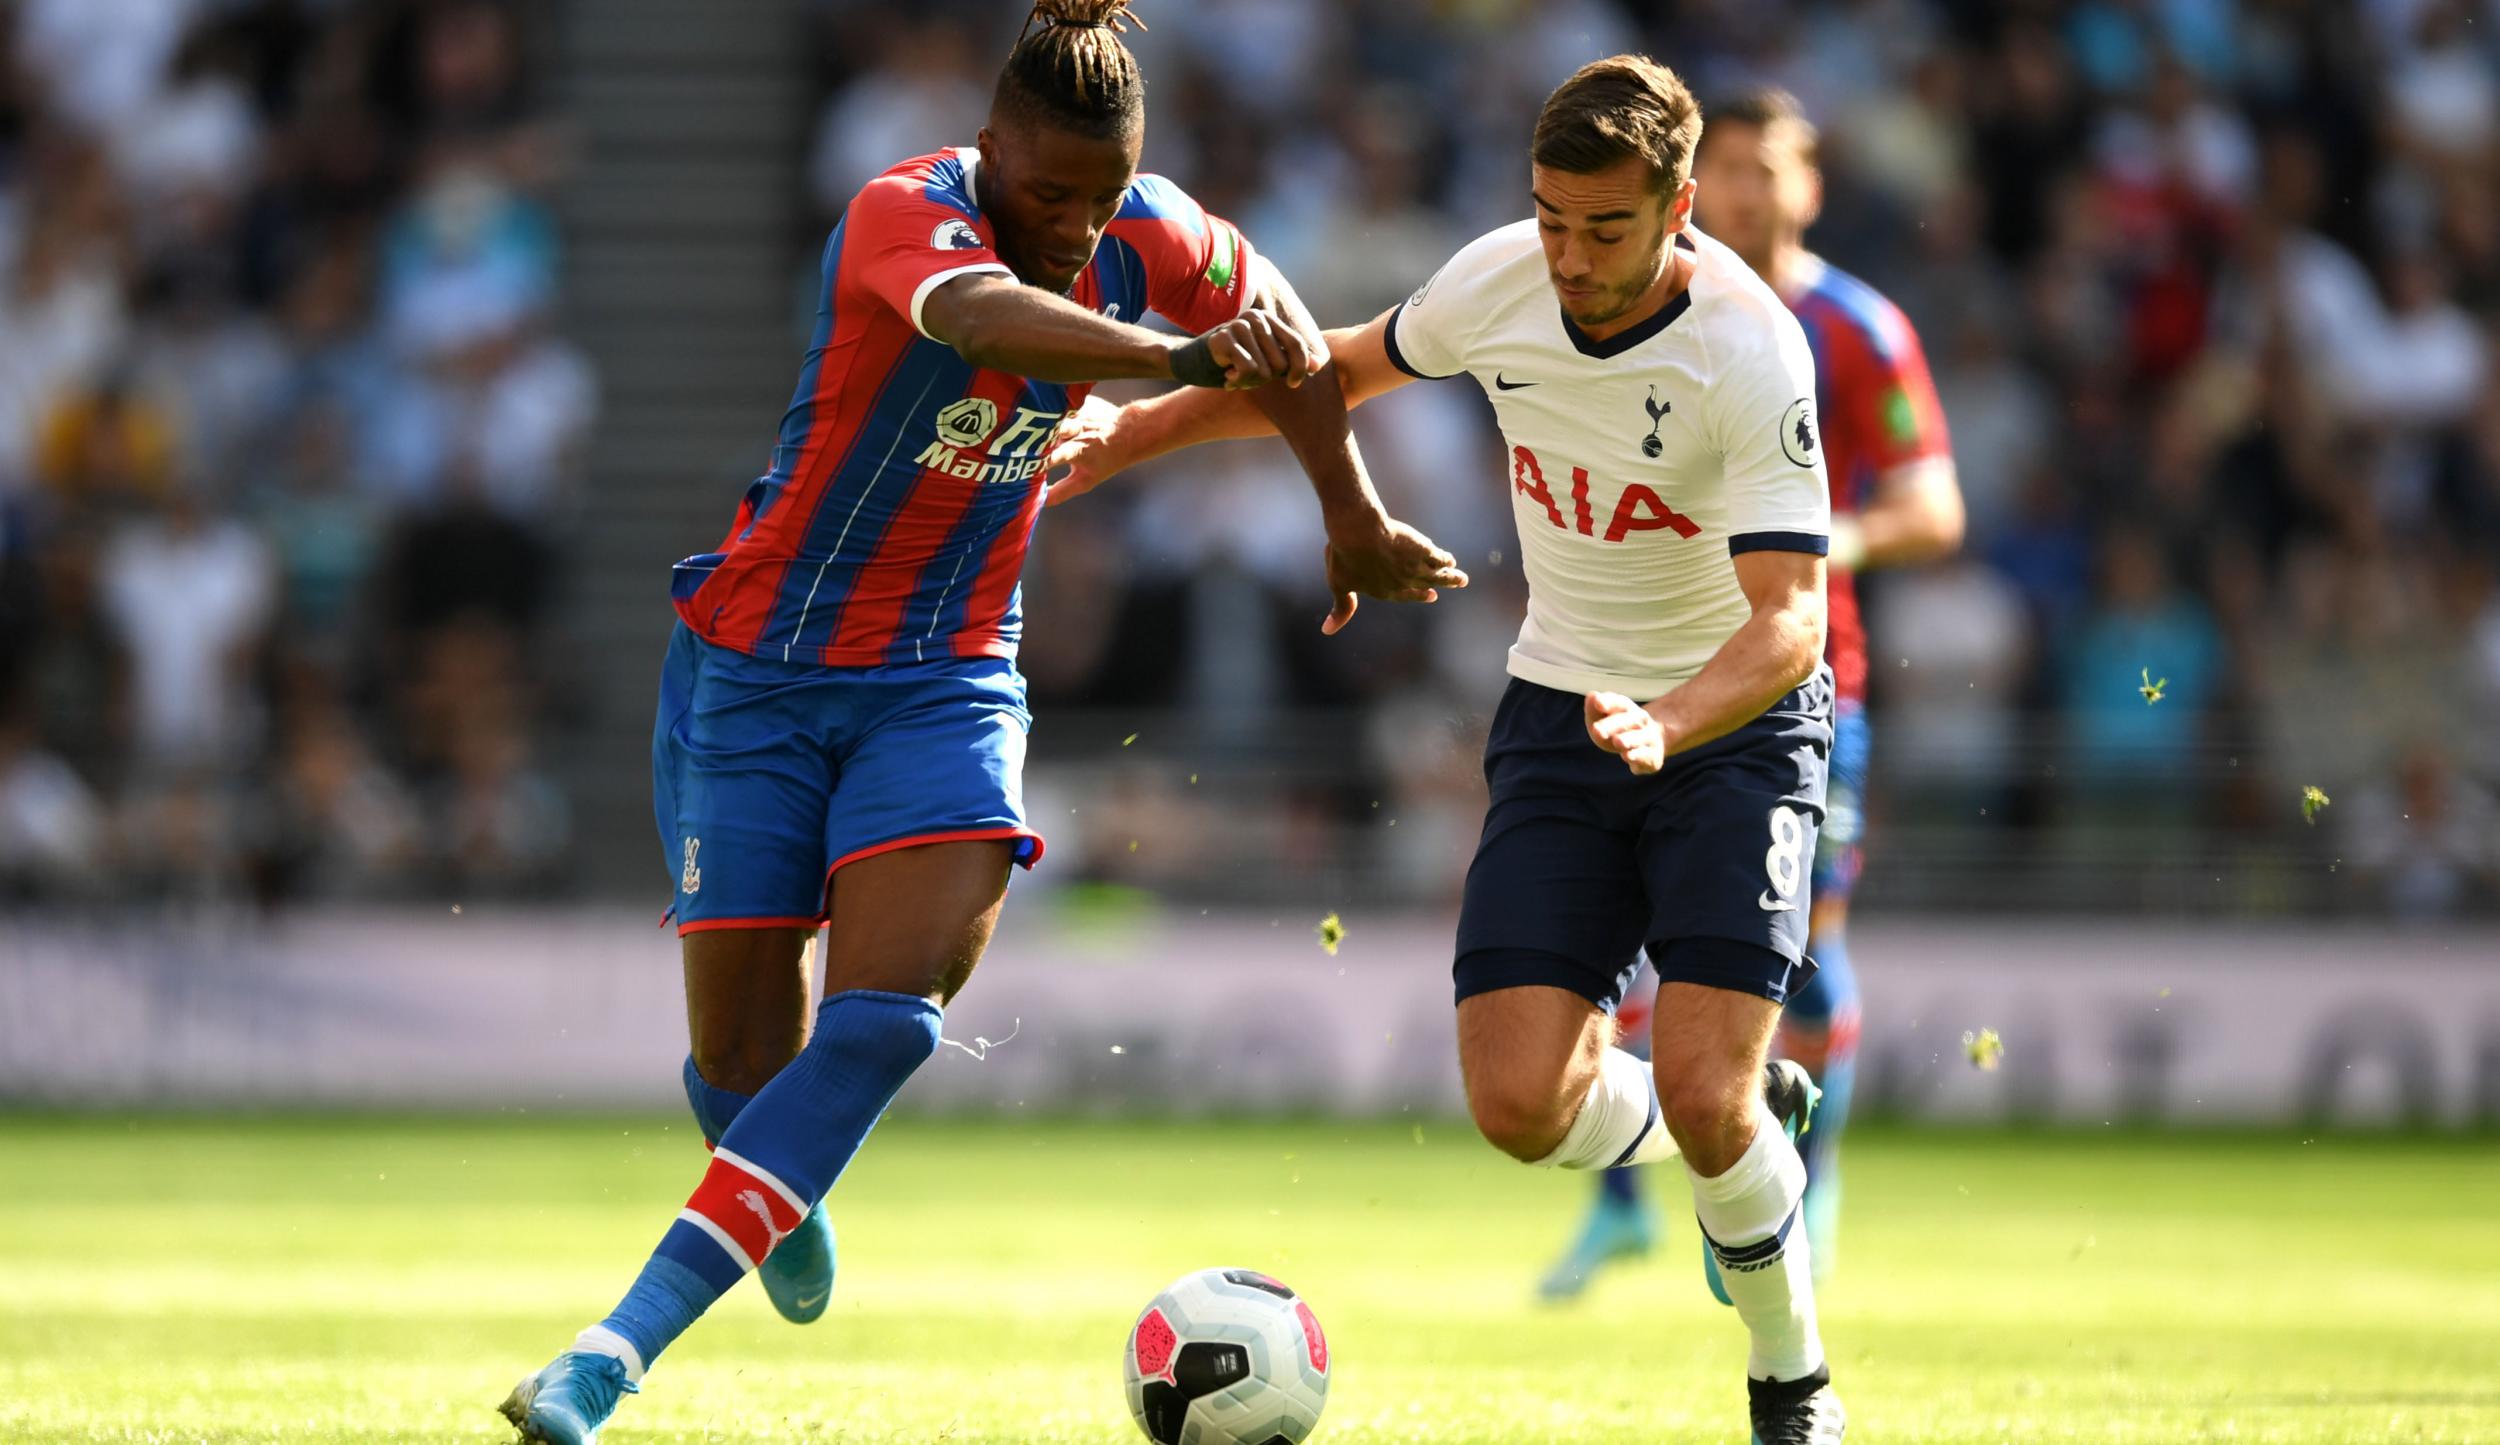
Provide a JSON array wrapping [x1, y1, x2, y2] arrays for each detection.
[[1728, 531, 1831, 557], [1383, 303, 1461, 381]]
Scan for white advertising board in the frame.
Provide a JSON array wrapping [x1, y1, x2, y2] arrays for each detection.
[[1, 910, 2491, 1124]]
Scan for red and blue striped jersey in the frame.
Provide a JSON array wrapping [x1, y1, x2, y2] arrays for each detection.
[[1783, 254, 1951, 704], [671, 148, 1256, 667]]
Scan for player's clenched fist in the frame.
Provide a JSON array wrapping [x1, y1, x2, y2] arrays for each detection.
[[1169, 310, 1326, 389], [1584, 691, 1666, 775]]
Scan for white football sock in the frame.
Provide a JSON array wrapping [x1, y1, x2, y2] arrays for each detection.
[[573, 1323, 647, 1383], [1533, 1046, 1683, 1170], [1689, 1103, 1824, 1382]]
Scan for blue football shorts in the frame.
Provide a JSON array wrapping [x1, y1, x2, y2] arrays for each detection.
[[652, 621, 1043, 932]]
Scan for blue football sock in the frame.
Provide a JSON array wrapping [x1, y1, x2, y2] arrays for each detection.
[[1796, 929, 1858, 1194], [1803, 1042, 1855, 1190], [682, 1055, 754, 1146], [1599, 1164, 1643, 1206], [591, 990, 942, 1376]]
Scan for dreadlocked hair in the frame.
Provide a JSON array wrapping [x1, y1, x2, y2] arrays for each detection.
[[998, 0, 1147, 139]]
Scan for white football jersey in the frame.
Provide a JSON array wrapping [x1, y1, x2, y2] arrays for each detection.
[[1386, 220, 1829, 699]]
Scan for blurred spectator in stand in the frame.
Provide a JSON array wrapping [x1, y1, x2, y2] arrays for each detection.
[[247, 662, 419, 905], [2056, 526, 2222, 814], [423, 645, 570, 897], [0, 702, 107, 901], [247, 395, 380, 670], [2343, 740, 2500, 920], [808, 15, 986, 222], [34, 365, 180, 516], [1926, 296, 2049, 544], [367, 438, 565, 894], [2255, 542, 2480, 812], [370, 0, 560, 187], [0, 144, 131, 491], [95, 481, 274, 772], [1868, 555, 2032, 817], [0, 0, 581, 915]]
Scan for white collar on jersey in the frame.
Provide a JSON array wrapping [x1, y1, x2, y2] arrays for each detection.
[[1559, 233, 1700, 360]]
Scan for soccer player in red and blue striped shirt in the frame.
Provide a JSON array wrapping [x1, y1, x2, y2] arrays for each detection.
[[500, 5, 1464, 1439]]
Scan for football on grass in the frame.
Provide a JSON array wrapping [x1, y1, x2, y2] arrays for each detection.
[[1123, 1267, 1330, 1444]]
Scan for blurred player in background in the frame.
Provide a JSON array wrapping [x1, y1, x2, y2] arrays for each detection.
[[1536, 86, 1963, 1307], [498, 4, 1463, 1441], [1696, 87, 1961, 1289], [1053, 55, 1851, 1444]]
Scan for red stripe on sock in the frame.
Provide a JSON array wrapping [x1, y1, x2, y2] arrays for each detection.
[[683, 1154, 805, 1264]]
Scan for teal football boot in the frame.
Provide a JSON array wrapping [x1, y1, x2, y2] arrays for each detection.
[[498, 1350, 636, 1445], [757, 1201, 837, 1323], [1538, 1180, 1661, 1301]]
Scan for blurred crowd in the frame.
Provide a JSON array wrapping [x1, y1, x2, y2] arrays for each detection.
[[6, 1, 2493, 920], [0, 0, 589, 908], [808, 0, 2500, 917]]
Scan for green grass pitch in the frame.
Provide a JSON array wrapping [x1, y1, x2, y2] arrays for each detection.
[[1, 1115, 2494, 1443]]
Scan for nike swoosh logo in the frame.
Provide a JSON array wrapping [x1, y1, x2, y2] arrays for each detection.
[[1759, 892, 1798, 912], [1494, 374, 1537, 390], [794, 1291, 827, 1309]]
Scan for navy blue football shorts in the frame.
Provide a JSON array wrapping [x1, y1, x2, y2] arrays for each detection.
[[1453, 666, 1834, 1011]]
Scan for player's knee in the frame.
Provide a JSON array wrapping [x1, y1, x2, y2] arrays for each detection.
[[690, 1033, 800, 1097], [1467, 1080, 1571, 1163], [1657, 1070, 1753, 1166]]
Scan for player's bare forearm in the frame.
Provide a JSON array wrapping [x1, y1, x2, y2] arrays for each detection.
[[1112, 373, 1289, 465], [924, 275, 1177, 382], [1242, 357, 1467, 632], [1838, 457, 1963, 570], [1115, 322, 1381, 462], [1584, 557, 1825, 776], [1645, 588, 1826, 755], [924, 275, 1316, 389], [1043, 309, 1413, 514], [1112, 301, 1414, 466], [1246, 363, 1386, 531]]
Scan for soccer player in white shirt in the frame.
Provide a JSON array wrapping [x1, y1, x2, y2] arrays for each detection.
[[1048, 56, 1845, 1441]]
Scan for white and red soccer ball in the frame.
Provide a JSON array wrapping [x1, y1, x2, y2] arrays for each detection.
[[1124, 1267, 1330, 1444]]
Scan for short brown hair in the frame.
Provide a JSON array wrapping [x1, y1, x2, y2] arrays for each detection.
[[1532, 55, 1705, 194], [1707, 86, 1820, 169]]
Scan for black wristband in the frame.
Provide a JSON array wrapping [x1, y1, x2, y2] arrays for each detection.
[[1170, 335, 1229, 388]]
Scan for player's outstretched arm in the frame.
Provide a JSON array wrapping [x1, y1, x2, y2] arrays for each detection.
[[1043, 305, 1416, 505], [1586, 550, 1827, 774], [920, 273, 1315, 389], [1045, 294, 1461, 633]]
